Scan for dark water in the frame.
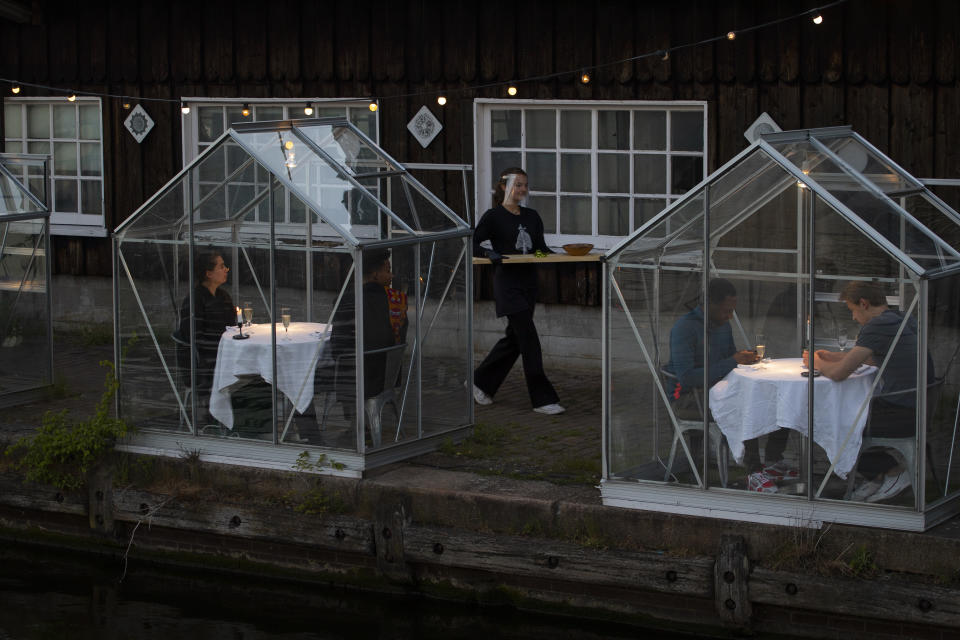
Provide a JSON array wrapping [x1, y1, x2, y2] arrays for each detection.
[[0, 542, 710, 640]]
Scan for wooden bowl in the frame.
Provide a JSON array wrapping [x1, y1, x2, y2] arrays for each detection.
[[562, 243, 594, 256]]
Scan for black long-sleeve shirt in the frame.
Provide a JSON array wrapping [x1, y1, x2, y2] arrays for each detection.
[[473, 205, 551, 317]]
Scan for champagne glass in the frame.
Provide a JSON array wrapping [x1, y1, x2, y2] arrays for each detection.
[[755, 333, 766, 362], [838, 328, 849, 351], [281, 306, 291, 338], [242, 302, 253, 327]]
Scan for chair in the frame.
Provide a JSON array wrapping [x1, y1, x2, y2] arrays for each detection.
[[660, 368, 729, 487], [364, 342, 406, 448], [844, 377, 944, 500]]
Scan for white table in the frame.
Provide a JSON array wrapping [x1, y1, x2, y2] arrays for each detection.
[[210, 322, 329, 430], [708, 358, 877, 479]]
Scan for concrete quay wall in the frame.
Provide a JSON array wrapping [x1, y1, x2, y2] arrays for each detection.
[[1, 461, 959, 639]]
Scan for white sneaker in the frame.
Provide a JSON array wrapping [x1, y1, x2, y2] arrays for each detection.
[[472, 384, 493, 406], [533, 403, 565, 415], [865, 470, 911, 503], [850, 477, 882, 501]]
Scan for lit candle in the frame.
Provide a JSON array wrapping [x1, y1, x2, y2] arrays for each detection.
[[236, 307, 242, 325]]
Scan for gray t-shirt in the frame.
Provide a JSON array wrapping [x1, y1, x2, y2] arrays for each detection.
[[856, 309, 933, 406]]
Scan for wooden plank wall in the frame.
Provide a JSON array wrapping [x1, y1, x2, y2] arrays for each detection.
[[1, 0, 958, 299]]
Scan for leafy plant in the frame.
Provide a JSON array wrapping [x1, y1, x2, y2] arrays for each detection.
[[6, 358, 131, 491], [283, 451, 347, 516]]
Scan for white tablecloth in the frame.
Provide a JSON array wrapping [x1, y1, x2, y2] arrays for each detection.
[[210, 322, 328, 429], [708, 358, 877, 479]]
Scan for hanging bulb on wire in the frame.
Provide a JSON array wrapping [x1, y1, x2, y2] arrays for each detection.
[[304, 102, 314, 116], [507, 85, 518, 96], [241, 103, 251, 117], [812, 14, 823, 24], [579, 70, 591, 84], [67, 94, 77, 102], [180, 103, 190, 115], [368, 101, 378, 112], [11, 85, 21, 94], [437, 96, 447, 106]]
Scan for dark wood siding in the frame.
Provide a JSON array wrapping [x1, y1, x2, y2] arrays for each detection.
[[1, 0, 958, 291]]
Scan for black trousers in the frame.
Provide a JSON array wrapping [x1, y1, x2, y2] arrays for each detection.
[[474, 307, 559, 408]]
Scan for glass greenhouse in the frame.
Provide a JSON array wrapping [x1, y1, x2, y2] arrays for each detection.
[[602, 126, 960, 531], [113, 119, 473, 475], [0, 153, 52, 407]]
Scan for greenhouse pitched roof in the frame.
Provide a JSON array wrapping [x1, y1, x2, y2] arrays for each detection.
[[0, 160, 46, 218]]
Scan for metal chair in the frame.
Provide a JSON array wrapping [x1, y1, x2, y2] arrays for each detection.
[[660, 368, 729, 487], [363, 342, 407, 447]]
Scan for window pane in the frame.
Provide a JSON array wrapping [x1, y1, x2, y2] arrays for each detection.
[[54, 142, 78, 175], [81, 180, 102, 214], [227, 143, 249, 176], [558, 196, 591, 234], [255, 106, 283, 121], [598, 153, 629, 193], [80, 143, 101, 176], [526, 110, 555, 148], [198, 107, 223, 143], [5, 141, 22, 153], [671, 156, 703, 194], [349, 110, 376, 139], [53, 105, 76, 138], [54, 179, 78, 212], [671, 111, 704, 151], [598, 110, 629, 150], [491, 109, 520, 147], [290, 194, 307, 223], [560, 111, 590, 149], [27, 141, 50, 155], [28, 177, 44, 201], [635, 154, 666, 193], [561, 153, 590, 192], [27, 104, 50, 138], [635, 198, 667, 229], [598, 197, 629, 235], [526, 152, 556, 191], [634, 111, 666, 150], [491, 151, 521, 176], [80, 104, 100, 139], [227, 106, 252, 126], [4, 104, 22, 138], [528, 195, 556, 233]]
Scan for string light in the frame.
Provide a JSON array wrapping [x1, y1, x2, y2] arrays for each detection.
[[67, 94, 76, 102], [241, 103, 250, 117], [437, 96, 447, 106], [368, 101, 378, 112], [579, 70, 591, 84], [0, 2, 846, 112], [284, 140, 294, 150], [180, 103, 190, 114]]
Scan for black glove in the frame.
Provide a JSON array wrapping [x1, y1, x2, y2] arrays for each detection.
[[486, 249, 507, 265]]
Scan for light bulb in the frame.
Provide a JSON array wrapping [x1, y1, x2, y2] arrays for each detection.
[[241, 103, 250, 117], [726, 31, 736, 41], [284, 140, 294, 150], [181, 104, 190, 114], [123, 101, 131, 109], [437, 96, 447, 106], [580, 71, 591, 84], [11, 85, 20, 94], [507, 86, 518, 96], [812, 14, 823, 25], [368, 101, 378, 112], [67, 94, 77, 102], [661, 50, 670, 61], [304, 102, 313, 116]]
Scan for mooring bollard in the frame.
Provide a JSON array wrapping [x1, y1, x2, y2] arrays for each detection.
[[374, 499, 413, 584]]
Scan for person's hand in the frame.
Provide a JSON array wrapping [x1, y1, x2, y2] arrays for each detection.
[[486, 249, 507, 265], [802, 349, 810, 368], [734, 350, 760, 365]]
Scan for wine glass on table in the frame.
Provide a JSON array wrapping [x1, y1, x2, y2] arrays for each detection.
[[755, 333, 766, 363], [281, 306, 291, 340], [242, 301, 253, 327], [838, 328, 850, 352]]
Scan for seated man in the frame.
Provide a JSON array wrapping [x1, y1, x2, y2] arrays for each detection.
[[318, 249, 407, 432], [665, 278, 768, 486], [806, 281, 934, 503]]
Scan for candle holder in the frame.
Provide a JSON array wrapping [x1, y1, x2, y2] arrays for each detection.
[[233, 319, 249, 340]]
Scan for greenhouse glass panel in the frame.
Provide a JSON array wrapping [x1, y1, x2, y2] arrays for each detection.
[[926, 273, 960, 507], [0, 155, 52, 406]]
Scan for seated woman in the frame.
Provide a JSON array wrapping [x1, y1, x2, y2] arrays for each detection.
[[177, 250, 235, 422]]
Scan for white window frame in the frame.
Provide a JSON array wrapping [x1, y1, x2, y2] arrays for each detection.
[[3, 96, 106, 237], [474, 99, 708, 250]]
